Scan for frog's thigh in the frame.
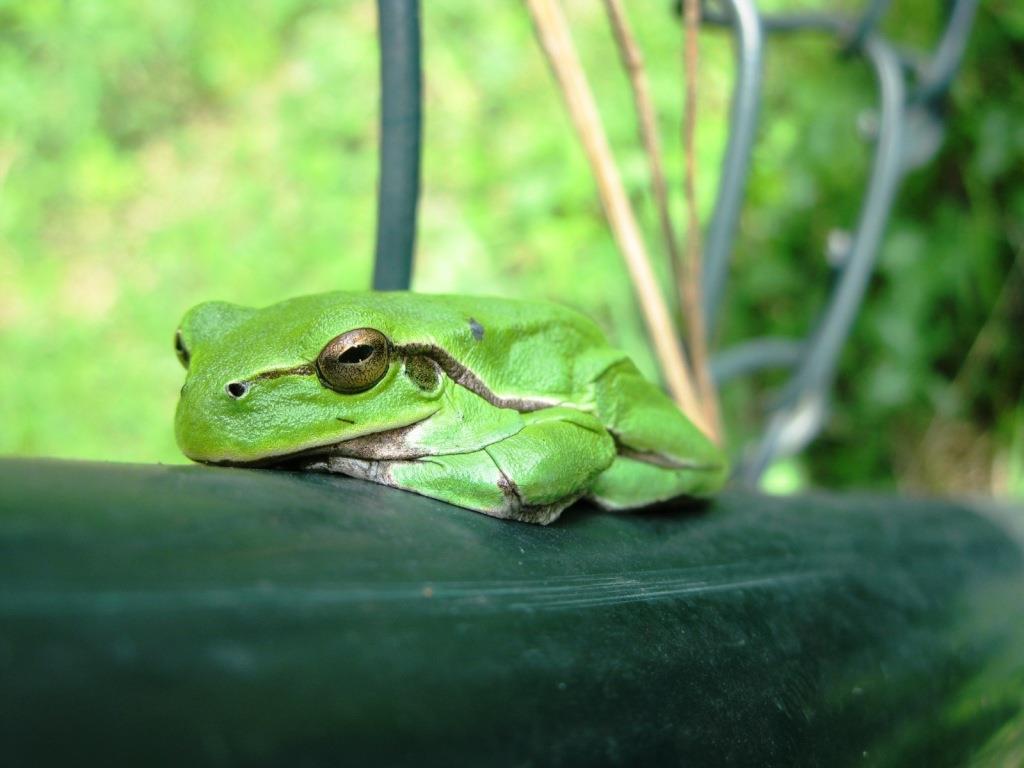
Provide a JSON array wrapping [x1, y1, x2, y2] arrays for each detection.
[[486, 408, 615, 518], [391, 407, 615, 525], [592, 360, 725, 474], [589, 456, 723, 511]]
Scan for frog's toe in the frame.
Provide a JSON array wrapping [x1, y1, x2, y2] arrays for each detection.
[[589, 455, 726, 510]]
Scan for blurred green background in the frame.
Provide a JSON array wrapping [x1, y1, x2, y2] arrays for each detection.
[[0, 0, 1021, 498]]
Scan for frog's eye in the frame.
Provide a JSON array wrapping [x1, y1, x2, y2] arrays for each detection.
[[174, 329, 190, 369], [316, 328, 391, 394]]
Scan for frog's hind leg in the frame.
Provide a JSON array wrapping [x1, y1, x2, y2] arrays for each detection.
[[588, 360, 728, 510]]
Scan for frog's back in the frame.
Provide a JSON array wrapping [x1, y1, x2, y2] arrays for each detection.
[[296, 291, 629, 404], [375, 292, 727, 495]]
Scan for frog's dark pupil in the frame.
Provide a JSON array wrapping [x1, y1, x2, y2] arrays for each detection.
[[338, 345, 373, 364]]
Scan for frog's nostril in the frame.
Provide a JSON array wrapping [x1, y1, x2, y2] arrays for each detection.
[[225, 381, 250, 399]]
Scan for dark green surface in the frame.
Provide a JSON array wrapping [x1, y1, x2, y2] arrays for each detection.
[[1, 458, 1023, 766]]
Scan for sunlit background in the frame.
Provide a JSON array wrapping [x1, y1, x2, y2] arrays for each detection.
[[1, 0, 1021, 498]]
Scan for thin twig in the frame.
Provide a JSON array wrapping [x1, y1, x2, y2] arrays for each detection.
[[525, 0, 706, 429], [601, 0, 681, 281], [681, 0, 722, 440]]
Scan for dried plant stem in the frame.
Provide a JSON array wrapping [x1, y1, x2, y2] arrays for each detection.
[[681, 0, 722, 441], [525, 0, 705, 428], [916, 236, 1024, 487], [601, 0, 681, 277]]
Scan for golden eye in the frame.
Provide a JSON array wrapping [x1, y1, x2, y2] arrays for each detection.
[[316, 328, 391, 394], [174, 329, 190, 369]]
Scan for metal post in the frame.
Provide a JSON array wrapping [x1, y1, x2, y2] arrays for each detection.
[[744, 36, 907, 480], [372, 0, 422, 291], [912, 0, 979, 104], [701, 0, 764, 339]]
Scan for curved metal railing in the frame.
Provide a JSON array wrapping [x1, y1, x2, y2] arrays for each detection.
[[369, 0, 980, 483]]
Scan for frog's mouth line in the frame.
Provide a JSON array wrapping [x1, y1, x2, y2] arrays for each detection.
[[203, 413, 438, 470]]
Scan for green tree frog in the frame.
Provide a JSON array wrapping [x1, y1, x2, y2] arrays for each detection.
[[174, 292, 727, 524]]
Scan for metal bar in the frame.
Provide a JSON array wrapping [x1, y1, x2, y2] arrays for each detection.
[[701, 0, 764, 338], [372, 0, 422, 291], [711, 337, 803, 384], [841, 0, 891, 52], [795, 38, 906, 391], [743, 36, 907, 480], [701, 6, 849, 35], [757, 11, 848, 34], [913, 0, 979, 103]]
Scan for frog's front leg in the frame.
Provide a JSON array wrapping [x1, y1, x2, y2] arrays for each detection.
[[331, 408, 615, 524]]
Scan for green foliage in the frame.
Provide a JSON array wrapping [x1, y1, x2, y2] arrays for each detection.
[[0, 0, 1019, 498]]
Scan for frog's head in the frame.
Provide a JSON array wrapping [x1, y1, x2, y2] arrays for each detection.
[[173, 295, 445, 466]]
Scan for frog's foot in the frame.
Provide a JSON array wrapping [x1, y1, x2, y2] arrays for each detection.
[[317, 407, 615, 525], [588, 454, 726, 511]]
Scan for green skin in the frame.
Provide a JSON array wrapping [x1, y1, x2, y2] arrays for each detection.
[[174, 292, 727, 524]]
